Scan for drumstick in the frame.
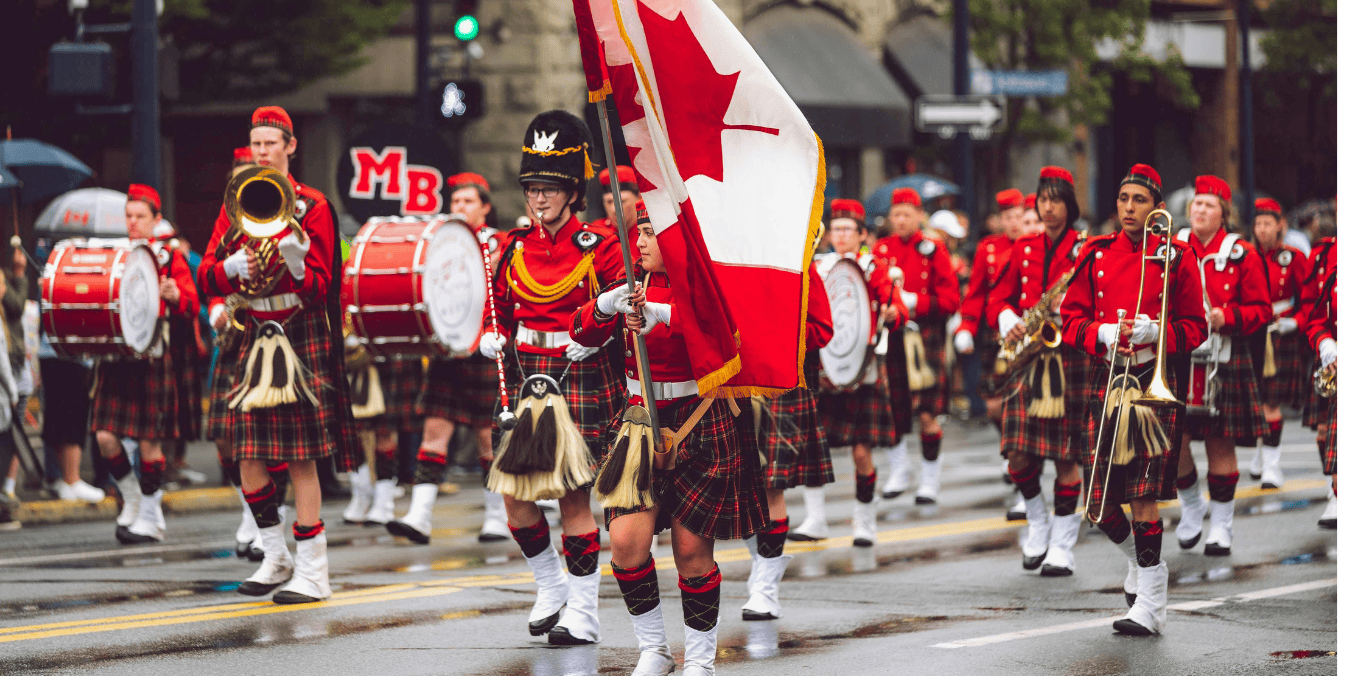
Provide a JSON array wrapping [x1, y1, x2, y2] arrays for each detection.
[[480, 233, 516, 430]]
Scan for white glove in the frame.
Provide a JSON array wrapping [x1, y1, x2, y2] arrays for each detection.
[[635, 302, 673, 337], [1098, 322, 1121, 352], [565, 342, 600, 361], [596, 284, 632, 316], [223, 249, 251, 280], [277, 233, 310, 281], [1275, 317, 1298, 335], [209, 303, 226, 328], [953, 329, 974, 354], [479, 332, 506, 360], [997, 308, 1022, 340], [900, 290, 919, 312], [1319, 338, 1337, 367], [1129, 313, 1159, 345]]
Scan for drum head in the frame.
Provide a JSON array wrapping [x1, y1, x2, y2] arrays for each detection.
[[118, 245, 160, 354], [423, 217, 488, 355], [820, 258, 874, 389]]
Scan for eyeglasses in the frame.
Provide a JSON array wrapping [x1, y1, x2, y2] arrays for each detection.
[[524, 186, 563, 199]]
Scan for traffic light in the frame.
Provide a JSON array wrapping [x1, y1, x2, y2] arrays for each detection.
[[453, 0, 479, 41]]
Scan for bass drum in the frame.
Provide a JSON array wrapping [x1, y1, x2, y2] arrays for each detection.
[[342, 214, 488, 358], [819, 256, 875, 391], [42, 238, 162, 359]]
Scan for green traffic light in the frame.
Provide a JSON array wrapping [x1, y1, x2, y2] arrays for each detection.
[[454, 15, 479, 41]]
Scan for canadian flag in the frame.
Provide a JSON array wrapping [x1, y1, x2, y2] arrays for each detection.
[[573, 0, 825, 395]]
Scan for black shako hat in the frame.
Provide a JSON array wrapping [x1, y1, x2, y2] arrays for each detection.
[[519, 110, 595, 192]]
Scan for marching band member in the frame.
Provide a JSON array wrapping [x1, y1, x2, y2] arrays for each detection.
[[1300, 226, 1336, 529], [199, 105, 359, 604], [989, 167, 1092, 576], [1249, 198, 1309, 489], [747, 259, 834, 614], [570, 211, 768, 676], [954, 189, 1023, 437], [382, 172, 505, 543], [343, 356, 425, 528], [480, 111, 627, 645], [594, 165, 641, 255], [873, 188, 960, 504], [1022, 192, 1045, 236], [1173, 176, 1273, 557], [1061, 163, 1207, 635], [95, 184, 199, 544], [815, 199, 905, 547]]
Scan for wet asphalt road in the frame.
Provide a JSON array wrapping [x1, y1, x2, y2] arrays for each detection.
[[0, 421, 1337, 675]]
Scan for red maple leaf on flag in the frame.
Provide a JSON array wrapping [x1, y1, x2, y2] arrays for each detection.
[[634, 3, 778, 184]]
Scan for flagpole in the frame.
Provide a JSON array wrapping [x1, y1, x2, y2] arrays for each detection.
[[594, 100, 660, 427]]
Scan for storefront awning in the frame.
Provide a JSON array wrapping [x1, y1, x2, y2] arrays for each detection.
[[745, 6, 911, 147], [884, 14, 986, 99]]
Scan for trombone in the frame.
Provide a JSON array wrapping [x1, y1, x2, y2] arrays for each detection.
[[1087, 209, 1183, 523]]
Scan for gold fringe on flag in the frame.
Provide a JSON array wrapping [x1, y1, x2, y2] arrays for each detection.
[[904, 328, 936, 390], [1100, 375, 1170, 466], [1027, 351, 1066, 419], [229, 320, 319, 412]]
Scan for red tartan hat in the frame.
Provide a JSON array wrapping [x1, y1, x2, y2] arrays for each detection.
[[891, 187, 922, 208], [1194, 175, 1232, 202], [995, 189, 1022, 210], [233, 147, 253, 167], [830, 198, 865, 222], [1040, 166, 1074, 185], [1024, 193, 1037, 211], [1121, 163, 1162, 199], [599, 166, 639, 193], [127, 184, 161, 212], [448, 172, 490, 193], [251, 106, 293, 136], [1254, 197, 1282, 217]]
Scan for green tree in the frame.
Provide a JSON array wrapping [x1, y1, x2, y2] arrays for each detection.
[[963, 0, 1199, 179], [1259, 0, 1335, 102]]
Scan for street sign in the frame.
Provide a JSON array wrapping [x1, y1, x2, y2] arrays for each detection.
[[915, 95, 1006, 140], [970, 70, 1068, 97]]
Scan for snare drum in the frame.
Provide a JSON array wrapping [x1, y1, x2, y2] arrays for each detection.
[[342, 215, 488, 358], [1186, 352, 1216, 416], [42, 238, 163, 359]]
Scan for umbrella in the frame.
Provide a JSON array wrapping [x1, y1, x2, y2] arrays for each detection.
[[0, 139, 94, 206], [864, 173, 961, 223], [34, 188, 128, 238], [0, 166, 18, 193]]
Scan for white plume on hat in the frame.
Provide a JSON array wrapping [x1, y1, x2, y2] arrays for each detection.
[[928, 210, 966, 238]]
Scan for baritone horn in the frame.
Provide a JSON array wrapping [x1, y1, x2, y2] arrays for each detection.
[[223, 165, 308, 298], [1086, 209, 1181, 523]]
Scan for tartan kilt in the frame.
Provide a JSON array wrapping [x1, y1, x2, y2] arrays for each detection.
[[205, 347, 236, 443], [374, 358, 425, 435], [1080, 358, 1184, 518], [761, 387, 835, 489], [492, 348, 625, 463], [90, 350, 180, 441], [604, 396, 769, 541], [883, 333, 914, 437], [999, 345, 1093, 463], [1322, 399, 1337, 475], [169, 318, 202, 441], [979, 340, 1003, 396], [227, 305, 347, 463], [912, 321, 949, 415], [818, 375, 897, 449], [1260, 331, 1309, 410], [1306, 389, 1336, 474], [1183, 340, 1268, 445], [420, 354, 498, 429]]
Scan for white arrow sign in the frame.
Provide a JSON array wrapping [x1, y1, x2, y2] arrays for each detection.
[[915, 96, 1007, 133]]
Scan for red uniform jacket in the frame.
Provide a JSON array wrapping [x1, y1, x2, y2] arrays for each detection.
[[1060, 231, 1208, 360], [957, 233, 1013, 336], [1177, 229, 1273, 336], [153, 243, 199, 318], [986, 228, 1083, 332], [571, 272, 687, 407], [489, 215, 625, 357], [1258, 242, 1309, 319], [805, 264, 833, 351], [198, 176, 336, 313], [1302, 238, 1337, 348], [871, 231, 960, 323]]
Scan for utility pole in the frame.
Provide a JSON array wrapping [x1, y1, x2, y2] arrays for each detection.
[[1237, 0, 1256, 229], [415, 0, 431, 125], [953, 0, 973, 216], [129, 0, 159, 188]]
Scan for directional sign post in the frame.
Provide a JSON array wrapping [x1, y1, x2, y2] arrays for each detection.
[[915, 95, 1006, 140]]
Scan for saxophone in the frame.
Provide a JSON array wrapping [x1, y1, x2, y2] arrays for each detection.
[[992, 266, 1076, 391]]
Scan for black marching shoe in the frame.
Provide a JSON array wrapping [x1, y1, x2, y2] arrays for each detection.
[[1111, 618, 1153, 636], [546, 625, 593, 645], [1125, 592, 1137, 608], [1041, 563, 1072, 577], [1022, 552, 1046, 570], [237, 580, 286, 596], [529, 609, 562, 636]]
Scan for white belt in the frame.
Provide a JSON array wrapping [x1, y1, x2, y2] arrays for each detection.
[[1105, 345, 1156, 366], [516, 325, 574, 350], [248, 292, 301, 313], [1273, 299, 1293, 315], [627, 377, 698, 401]]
